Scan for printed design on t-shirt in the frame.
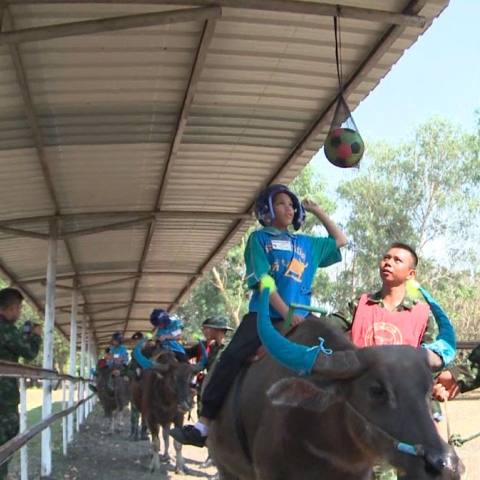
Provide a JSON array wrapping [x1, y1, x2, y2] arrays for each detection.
[[364, 322, 403, 346], [282, 257, 308, 282], [270, 260, 280, 272]]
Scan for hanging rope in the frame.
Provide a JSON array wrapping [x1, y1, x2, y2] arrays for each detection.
[[334, 12, 343, 93]]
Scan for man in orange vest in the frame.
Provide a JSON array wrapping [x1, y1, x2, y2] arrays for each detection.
[[325, 242, 456, 480]]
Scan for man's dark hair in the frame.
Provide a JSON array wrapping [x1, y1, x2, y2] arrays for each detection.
[[0, 287, 24, 310], [389, 242, 418, 268]]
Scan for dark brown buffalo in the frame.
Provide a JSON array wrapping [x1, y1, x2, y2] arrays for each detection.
[[207, 290, 464, 480], [130, 349, 196, 474], [95, 367, 130, 434]]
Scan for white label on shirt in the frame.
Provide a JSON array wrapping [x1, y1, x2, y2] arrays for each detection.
[[170, 329, 182, 336], [271, 239, 293, 251], [113, 354, 120, 358]]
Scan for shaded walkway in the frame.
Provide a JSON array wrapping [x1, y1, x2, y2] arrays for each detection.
[[9, 405, 216, 480]]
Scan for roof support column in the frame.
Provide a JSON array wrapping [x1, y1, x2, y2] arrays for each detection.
[[86, 329, 93, 416], [67, 280, 78, 443], [41, 220, 58, 478], [77, 314, 87, 430]]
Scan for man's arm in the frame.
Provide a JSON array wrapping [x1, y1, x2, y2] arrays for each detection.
[[435, 344, 480, 399], [322, 300, 356, 333], [6, 325, 42, 361]]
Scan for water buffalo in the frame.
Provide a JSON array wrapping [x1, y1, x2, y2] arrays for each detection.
[[95, 366, 130, 434], [207, 289, 464, 480], [131, 347, 197, 474]]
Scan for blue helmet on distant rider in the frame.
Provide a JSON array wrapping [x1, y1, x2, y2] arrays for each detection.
[[254, 184, 305, 231], [111, 331, 123, 344], [150, 309, 170, 328]]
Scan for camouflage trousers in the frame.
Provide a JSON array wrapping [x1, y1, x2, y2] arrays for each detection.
[[0, 412, 20, 480], [372, 464, 408, 480], [130, 403, 146, 428], [130, 402, 140, 427], [372, 464, 397, 480]]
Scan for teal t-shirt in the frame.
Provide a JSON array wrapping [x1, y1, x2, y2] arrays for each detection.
[[108, 344, 129, 366], [246, 227, 341, 319], [156, 318, 186, 354]]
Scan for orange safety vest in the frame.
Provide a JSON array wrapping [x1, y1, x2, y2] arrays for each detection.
[[350, 294, 430, 348]]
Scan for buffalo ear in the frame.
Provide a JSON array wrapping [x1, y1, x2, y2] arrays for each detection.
[[267, 378, 341, 413]]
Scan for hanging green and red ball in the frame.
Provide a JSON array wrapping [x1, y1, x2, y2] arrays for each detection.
[[324, 128, 365, 168]]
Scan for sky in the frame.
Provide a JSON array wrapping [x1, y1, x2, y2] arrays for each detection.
[[312, 0, 480, 189]]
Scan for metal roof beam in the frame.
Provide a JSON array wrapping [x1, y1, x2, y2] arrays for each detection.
[[0, 225, 49, 240], [8, 45, 59, 211], [0, 4, 5, 33], [19, 271, 196, 285], [59, 216, 154, 239], [0, 6, 222, 44], [0, 210, 249, 227], [5, 8, 96, 343], [156, 17, 218, 210], [124, 15, 217, 335], [58, 304, 130, 315], [41, 275, 140, 290], [4, 1, 426, 27], [58, 318, 149, 325], [57, 300, 174, 311]]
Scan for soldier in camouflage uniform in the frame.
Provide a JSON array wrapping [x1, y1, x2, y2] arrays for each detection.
[[324, 243, 454, 480], [433, 343, 480, 400], [185, 316, 233, 468], [0, 288, 42, 480]]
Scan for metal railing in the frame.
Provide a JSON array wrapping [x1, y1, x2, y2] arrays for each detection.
[[0, 361, 96, 480]]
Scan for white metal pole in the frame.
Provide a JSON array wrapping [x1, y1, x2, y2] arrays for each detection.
[[86, 329, 92, 417], [62, 380, 67, 456], [78, 314, 87, 426], [68, 283, 78, 442], [19, 378, 28, 480], [41, 220, 57, 477]]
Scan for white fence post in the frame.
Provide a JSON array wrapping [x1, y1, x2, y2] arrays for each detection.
[[41, 220, 57, 477], [19, 378, 28, 480]]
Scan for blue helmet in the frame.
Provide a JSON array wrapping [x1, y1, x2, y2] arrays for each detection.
[[254, 184, 305, 231], [150, 309, 170, 328], [111, 331, 123, 344]]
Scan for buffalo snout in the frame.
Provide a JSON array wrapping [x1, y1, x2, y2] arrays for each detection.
[[423, 446, 464, 480]]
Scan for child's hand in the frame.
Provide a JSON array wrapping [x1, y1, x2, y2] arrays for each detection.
[[302, 199, 320, 213], [291, 313, 304, 326]]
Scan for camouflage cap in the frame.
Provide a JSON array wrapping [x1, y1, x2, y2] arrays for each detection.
[[202, 316, 233, 331]]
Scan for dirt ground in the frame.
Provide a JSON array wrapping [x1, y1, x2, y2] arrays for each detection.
[[6, 389, 480, 479]]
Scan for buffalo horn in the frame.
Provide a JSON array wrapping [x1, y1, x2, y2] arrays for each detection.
[[257, 288, 363, 378], [133, 338, 154, 370]]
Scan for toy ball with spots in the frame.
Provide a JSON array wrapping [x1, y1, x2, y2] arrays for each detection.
[[324, 127, 365, 168]]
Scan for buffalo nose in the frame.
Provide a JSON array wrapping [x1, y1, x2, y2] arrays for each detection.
[[425, 452, 445, 474], [441, 451, 465, 480]]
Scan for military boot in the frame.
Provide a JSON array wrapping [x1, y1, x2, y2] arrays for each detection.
[[140, 423, 149, 441], [128, 424, 139, 441]]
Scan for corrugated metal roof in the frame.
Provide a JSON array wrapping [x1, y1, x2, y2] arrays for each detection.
[[0, 0, 449, 345]]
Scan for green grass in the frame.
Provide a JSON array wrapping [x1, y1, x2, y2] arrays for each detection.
[[7, 401, 69, 479]]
